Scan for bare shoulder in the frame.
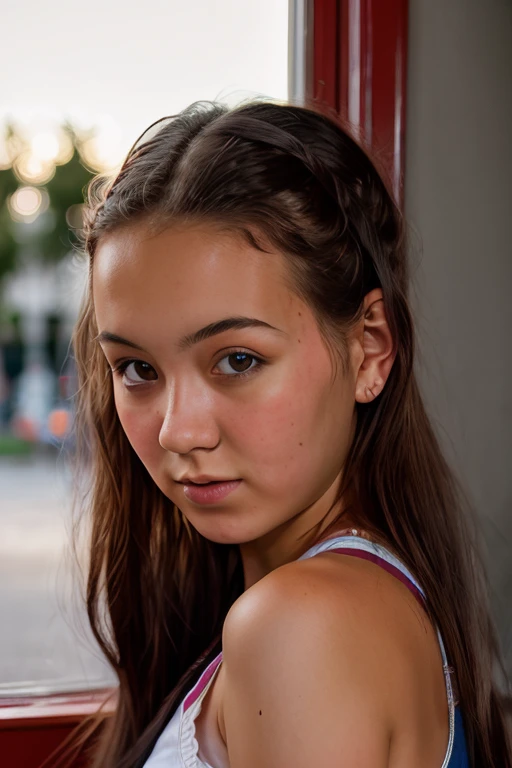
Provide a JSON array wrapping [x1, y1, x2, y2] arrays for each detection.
[[221, 552, 440, 768], [223, 550, 433, 680]]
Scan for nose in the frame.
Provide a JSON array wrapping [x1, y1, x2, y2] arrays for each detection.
[[158, 380, 220, 455]]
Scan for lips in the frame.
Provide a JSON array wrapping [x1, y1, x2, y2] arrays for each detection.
[[182, 479, 241, 505], [178, 475, 233, 485]]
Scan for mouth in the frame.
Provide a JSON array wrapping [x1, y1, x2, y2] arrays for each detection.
[[177, 475, 237, 485], [181, 479, 242, 505]]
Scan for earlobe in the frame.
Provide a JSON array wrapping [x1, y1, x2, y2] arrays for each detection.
[[354, 288, 395, 404]]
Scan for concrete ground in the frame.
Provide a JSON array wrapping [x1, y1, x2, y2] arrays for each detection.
[[0, 450, 114, 695]]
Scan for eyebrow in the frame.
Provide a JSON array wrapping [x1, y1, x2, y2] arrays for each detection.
[[95, 316, 286, 351]]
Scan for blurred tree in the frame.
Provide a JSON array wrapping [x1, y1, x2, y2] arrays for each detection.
[[0, 124, 96, 288], [39, 147, 94, 261], [0, 168, 18, 282]]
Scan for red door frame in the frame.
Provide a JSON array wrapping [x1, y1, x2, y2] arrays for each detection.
[[309, 0, 409, 203]]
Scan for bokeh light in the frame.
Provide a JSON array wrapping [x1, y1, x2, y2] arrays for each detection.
[[8, 185, 50, 223], [79, 122, 125, 172], [31, 132, 60, 162], [13, 151, 55, 185], [65, 203, 84, 230], [0, 136, 12, 169], [0, 131, 23, 170], [31, 129, 74, 166]]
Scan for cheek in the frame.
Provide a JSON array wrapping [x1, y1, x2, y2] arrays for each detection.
[[114, 392, 162, 465], [230, 355, 353, 490]]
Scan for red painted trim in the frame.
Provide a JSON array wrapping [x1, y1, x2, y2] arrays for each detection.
[[367, 0, 409, 200], [312, 0, 339, 109], [309, 0, 409, 202], [337, 0, 350, 118], [359, 0, 370, 139], [1, 725, 84, 768], [0, 689, 115, 768]]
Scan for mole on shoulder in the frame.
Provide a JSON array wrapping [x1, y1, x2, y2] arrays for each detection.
[[259, 710, 262, 716]]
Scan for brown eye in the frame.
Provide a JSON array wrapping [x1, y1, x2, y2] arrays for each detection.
[[228, 353, 253, 373], [215, 351, 264, 378], [118, 361, 158, 385]]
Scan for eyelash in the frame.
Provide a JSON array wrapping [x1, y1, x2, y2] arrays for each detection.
[[113, 360, 155, 386], [112, 349, 265, 385], [217, 349, 265, 379]]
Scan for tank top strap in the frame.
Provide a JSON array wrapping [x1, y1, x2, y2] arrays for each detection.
[[183, 651, 223, 713], [298, 533, 460, 708], [298, 533, 427, 604]]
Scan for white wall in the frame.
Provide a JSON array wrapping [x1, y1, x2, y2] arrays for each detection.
[[405, 0, 512, 677]]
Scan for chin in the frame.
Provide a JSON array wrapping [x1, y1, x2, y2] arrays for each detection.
[[180, 509, 271, 547]]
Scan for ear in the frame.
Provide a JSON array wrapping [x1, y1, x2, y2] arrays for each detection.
[[354, 288, 396, 404]]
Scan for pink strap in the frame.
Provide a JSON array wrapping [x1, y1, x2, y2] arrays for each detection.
[[183, 652, 223, 712], [328, 547, 427, 609]]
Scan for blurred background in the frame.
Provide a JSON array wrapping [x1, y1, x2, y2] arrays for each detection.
[[0, 0, 510, 704], [0, 0, 289, 696]]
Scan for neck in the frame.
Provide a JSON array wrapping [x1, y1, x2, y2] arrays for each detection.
[[238, 481, 359, 589]]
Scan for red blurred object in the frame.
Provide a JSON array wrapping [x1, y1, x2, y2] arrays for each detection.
[[11, 415, 39, 443], [47, 409, 71, 439]]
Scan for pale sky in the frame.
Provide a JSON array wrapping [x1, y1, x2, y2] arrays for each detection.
[[2, 0, 289, 155]]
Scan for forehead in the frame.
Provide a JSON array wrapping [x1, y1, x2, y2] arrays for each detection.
[[92, 222, 301, 341]]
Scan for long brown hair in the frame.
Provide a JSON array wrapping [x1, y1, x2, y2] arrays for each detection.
[[71, 100, 510, 767]]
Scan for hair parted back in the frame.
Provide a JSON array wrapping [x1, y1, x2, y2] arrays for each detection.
[[69, 100, 510, 767]]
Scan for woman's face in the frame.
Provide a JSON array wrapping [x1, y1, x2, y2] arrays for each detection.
[[93, 222, 363, 545]]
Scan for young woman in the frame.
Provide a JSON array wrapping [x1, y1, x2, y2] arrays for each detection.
[[72, 100, 511, 767]]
